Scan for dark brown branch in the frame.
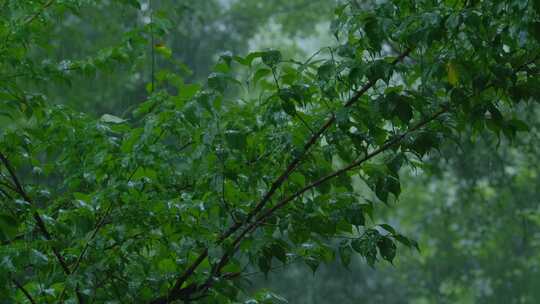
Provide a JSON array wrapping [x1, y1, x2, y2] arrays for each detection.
[[24, 0, 56, 24], [70, 203, 114, 274], [1, 233, 25, 246], [12, 277, 37, 304]]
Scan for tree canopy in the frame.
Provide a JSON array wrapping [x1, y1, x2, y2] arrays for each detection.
[[0, 0, 539, 303]]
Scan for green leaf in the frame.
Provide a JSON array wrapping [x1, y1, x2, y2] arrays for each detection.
[[261, 50, 282, 68], [336, 108, 350, 126], [155, 44, 172, 58], [374, 177, 389, 204], [534, 0, 540, 15], [208, 73, 228, 93], [281, 100, 296, 116], [254, 291, 289, 304], [528, 21, 540, 42], [304, 257, 320, 273], [367, 60, 392, 84], [508, 119, 529, 132], [225, 130, 247, 150], [121, 128, 143, 153], [131, 167, 158, 181], [258, 255, 272, 275], [233, 51, 264, 67], [178, 83, 201, 101], [133, 100, 155, 116], [338, 242, 352, 268], [253, 68, 272, 85], [289, 172, 305, 186], [446, 62, 459, 86], [377, 237, 396, 263], [379, 224, 396, 235], [30, 249, 49, 266], [393, 234, 420, 251], [346, 206, 365, 226], [395, 98, 413, 124], [409, 132, 439, 157], [351, 239, 364, 254], [317, 61, 335, 80], [100, 114, 126, 124], [268, 242, 287, 264], [364, 15, 383, 51], [158, 258, 176, 273], [119, 0, 141, 9], [386, 176, 401, 198], [0, 213, 18, 241]]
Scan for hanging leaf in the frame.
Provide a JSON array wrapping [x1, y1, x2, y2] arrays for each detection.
[[262, 50, 282, 68], [446, 61, 459, 86]]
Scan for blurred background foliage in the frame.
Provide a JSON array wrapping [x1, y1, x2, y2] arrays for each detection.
[[22, 0, 335, 114], [2, 0, 540, 302]]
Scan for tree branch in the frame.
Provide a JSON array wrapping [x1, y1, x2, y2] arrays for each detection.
[[24, 0, 56, 24], [0, 152, 71, 274], [153, 47, 412, 303], [178, 50, 540, 299], [12, 277, 37, 304], [0, 152, 86, 303], [208, 106, 448, 285], [1, 0, 56, 53]]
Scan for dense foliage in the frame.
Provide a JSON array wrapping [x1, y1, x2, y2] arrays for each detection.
[[1, 0, 539, 303], [255, 109, 540, 303]]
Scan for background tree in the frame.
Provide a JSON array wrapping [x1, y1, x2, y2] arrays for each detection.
[[0, 0, 335, 115]]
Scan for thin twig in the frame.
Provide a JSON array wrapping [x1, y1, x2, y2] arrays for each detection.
[[0, 66, 80, 81], [0, 152, 71, 274], [150, 0, 155, 93], [24, 0, 56, 24], [0, 0, 56, 52], [0, 152, 86, 303]]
